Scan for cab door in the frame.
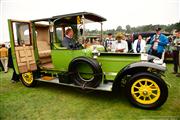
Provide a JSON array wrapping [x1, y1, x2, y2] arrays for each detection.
[[8, 20, 37, 74]]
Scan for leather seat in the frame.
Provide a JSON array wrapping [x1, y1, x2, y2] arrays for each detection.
[[39, 50, 51, 58], [37, 41, 51, 58], [36, 25, 54, 69], [37, 40, 54, 69]]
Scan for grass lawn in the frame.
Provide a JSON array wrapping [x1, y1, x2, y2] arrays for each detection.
[[0, 64, 180, 120]]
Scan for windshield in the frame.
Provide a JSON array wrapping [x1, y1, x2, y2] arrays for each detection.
[[54, 17, 103, 49]]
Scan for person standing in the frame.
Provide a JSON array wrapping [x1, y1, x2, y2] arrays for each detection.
[[149, 28, 169, 58], [8, 47, 19, 82], [126, 36, 133, 52], [0, 44, 4, 71], [104, 33, 115, 52], [0, 59, 3, 71], [115, 33, 128, 53], [0, 44, 8, 73], [133, 34, 146, 53], [8, 45, 13, 69], [178, 50, 180, 77], [172, 30, 180, 77]]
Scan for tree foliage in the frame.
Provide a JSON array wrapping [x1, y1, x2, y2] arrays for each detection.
[[86, 22, 180, 35]]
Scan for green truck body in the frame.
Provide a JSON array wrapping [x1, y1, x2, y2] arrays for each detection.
[[7, 12, 168, 109]]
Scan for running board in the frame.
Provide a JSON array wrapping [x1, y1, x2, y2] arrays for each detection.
[[35, 78, 113, 91]]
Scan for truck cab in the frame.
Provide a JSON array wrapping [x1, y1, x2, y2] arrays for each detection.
[[8, 12, 168, 109]]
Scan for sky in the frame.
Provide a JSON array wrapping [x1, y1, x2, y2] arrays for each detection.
[[0, 0, 179, 43]]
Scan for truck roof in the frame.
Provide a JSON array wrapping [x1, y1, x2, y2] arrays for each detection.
[[31, 12, 107, 23]]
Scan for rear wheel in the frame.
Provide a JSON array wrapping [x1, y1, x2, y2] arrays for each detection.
[[126, 72, 168, 109], [21, 72, 37, 87]]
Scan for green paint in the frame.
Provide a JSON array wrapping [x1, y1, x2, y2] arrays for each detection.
[[76, 62, 94, 80], [51, 49, 92, 71], [31, 22, 39, 62], [97, 54, 140, 80], [8, 19, 19, 74]]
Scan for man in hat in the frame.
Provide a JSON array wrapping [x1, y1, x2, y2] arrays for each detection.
[[149, 27, 169, 59], [115, 33, 128, 53]]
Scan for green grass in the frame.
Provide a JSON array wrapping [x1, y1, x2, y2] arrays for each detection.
[[0, 64, 180, 120]]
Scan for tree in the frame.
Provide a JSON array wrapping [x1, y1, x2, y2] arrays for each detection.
[[116, 26, 124, 32], [126, 25, 131, 33]]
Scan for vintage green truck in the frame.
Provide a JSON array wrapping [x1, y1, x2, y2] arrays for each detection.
[[8, 12, 168, 109]]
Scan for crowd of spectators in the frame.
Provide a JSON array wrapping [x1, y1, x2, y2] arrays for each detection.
[[102, 28, 180, 77]]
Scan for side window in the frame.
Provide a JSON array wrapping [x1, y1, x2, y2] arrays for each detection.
[[12, 22, 31, 46], [56, 27, 63, 43], [54, 26, 75, 49], [55, 26, 74, 43]]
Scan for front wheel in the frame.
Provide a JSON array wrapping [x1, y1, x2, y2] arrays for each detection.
[[126, 72, 168, 109], [21, 72, 37, 87]]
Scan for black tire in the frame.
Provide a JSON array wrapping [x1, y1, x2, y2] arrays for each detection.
[[68, 57, 102, 88], [126, 72, 168, 109], [20, 72, 37, 87]]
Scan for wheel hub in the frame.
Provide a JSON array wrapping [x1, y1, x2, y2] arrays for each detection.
[[143, 90, 148, 96], [131, 79, 160, 104], [139, 86, 152, 96]]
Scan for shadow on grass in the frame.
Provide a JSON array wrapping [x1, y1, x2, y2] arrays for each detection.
[[34, 81, 130, 105]]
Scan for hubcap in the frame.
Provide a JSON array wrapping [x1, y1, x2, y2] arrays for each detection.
[[131, 78, 160, 104], [22, 72, 33, 84]]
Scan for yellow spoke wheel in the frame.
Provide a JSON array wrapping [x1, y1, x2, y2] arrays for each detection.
[[126, 72, 168, 109], [22, 72, 33, 84], [131, 79, 160, 104], [21, 72, 37, 87]]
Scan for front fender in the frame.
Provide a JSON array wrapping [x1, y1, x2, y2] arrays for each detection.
[[115, 61, 166, 80], [112, 61, 166, 91], [127, 62, 166, 71]]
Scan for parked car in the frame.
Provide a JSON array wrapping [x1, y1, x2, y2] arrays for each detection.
[[8, 12, 168, 109]]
